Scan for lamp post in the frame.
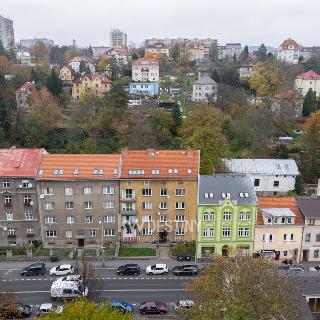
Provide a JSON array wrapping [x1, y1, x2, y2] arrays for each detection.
[[99, 220, 105, 267]]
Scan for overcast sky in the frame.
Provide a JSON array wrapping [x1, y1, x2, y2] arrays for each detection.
[[2, 0, 320, 48]]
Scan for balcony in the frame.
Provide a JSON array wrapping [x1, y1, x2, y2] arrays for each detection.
[[120, 196, 136, 202], [121, 209, 137, 216]]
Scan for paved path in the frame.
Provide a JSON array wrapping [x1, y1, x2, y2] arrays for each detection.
[[158, 246, 171, 259]]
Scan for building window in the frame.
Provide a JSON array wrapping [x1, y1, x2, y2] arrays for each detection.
[[105, 229, 116, 236], [223, 211, 231, 221], [307, 219, 315, 225], [254, 179, 260, 187], [142, 228, 152, 236], [283, 233, 294, 242], [203, 212, 209, 221], [314, 250, 320, 258], [175, 228, 185, 235], [142, 188, 152, 196], [104, 215, 116, 223], [26, 227, 34, 235], [175, 189, 186, 196], [316, 234, 320, 242], [203, 228, 214, 237], [7, 227, 15, 235], [5, 211, 13, 221], [89, 229, 96, 237], [238, 227, 250, 237], [203, 228, 208, 237], [222, 227, 231, 237], [273, 181, 279, 187], [84, 202, 92, 209], [142, 202, 152, 210], [46, 230, 57, 237], [175, 215, 185, 222], [44, 202, 55, 210], [83, 187, 92, 195], [159, 202, 167, 210], [283, 251, 288, 257], [85, 216, 93, 223], [25, 211, 33, 220], [103, 201, 115, 209], [24, 195, 32, 205], [175, 202, 185, 209], [142, 215, 152, 223], [42, 187, 54, 195], [160, 215, 167, 222], [103, 186, 115, 195], [305, 233, 311, 242], [2, 180, 10, 188], [4, 195, 12, 204], [67, 216, 75, 224], [45, 217, 56, 224], [210, 212, 215, 221], [66, 231, 72, 238], [64, 187, 73, 196], [160, 188, 167, 196], [65, 202, 74, 209]]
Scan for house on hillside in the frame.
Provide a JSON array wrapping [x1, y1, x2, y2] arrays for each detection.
[[271, 90, 303, 118], [192, 75, 217, 102], [132, 58, 159, 82], [59, 66, 75, 86], [277, 38, 300, 64], [16, 82, 35, 111], [295, 70, 320, 97], [145, 42, 169, 58], [68, 56, 95, 74]]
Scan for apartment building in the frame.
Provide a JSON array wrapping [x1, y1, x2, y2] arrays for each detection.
[[145, 42, 170, 58], [277, 38, 300, 64], [132, 58, 159, 82], [0, 147, 45, 246], [119, 150, 200, 243], [110, 29, 127, 49], [0, 15, 14, 49], [36, 154, 121, 248]]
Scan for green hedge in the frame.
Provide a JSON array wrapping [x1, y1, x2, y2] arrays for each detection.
[[171, 241, 196, 256]]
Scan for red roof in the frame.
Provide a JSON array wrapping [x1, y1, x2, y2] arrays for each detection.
[[120, 149, 199, 180], [296, 70, 320, 80], [279, 39, 300, 50], [132, 58, 158, 66], [256, 197, 303, 225], [16, 82, 35, 93], [38, 154, 120, 180], [0, 147, 46, 177], [274, 90, 303, 99]]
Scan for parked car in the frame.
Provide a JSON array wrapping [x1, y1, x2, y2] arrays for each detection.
[[146, 264, 168, 275], [139, 301, 168, 315], [51, 280, 88, 300], [289, 266, 305, 272], [278, 264, 291, 271], [177, 254, 193, 261], [111, 300, 134, 314], [117, 264, 140, 276], [172, 265, 199, 276], [309, 265, 320, 272], [175, 299, 194, 311], [57, 275, 83, 283], [50, 264, 74, 276], [37, 303, 63, 317], [21, 263, 45, 276], [0, 303, 32, 319]]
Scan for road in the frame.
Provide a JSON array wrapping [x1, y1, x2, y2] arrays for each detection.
[[0, 268, 194, 318]]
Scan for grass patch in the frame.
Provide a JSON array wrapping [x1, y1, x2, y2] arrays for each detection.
[[171, 241, 196, 256], [83, 249, 97, 257], [118, 247, 156, 257], [35, 248, 71, 257]]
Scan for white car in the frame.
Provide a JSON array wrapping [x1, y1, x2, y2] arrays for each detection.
[[50, 264, 74, 276], [146, 264, 168, 275], [57, 274, 83, 283], [37, 303, 63, 317], [175, 299, 194, 311], [309, 265, 320, 272]]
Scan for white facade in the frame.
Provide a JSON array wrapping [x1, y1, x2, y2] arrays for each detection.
[[277, 39, 300, 64], [132, 59, 159, 82], [223, 159, 299, 195], [192, 76, 217, 102], [110, 29, 127, 49], [237, 64, 254, 78], [0, 15, 14, 49], [16, 51, 31, 65], [68, 58, 95, 74], [226, 43, 242, 57], [295, 70, 320, 97]]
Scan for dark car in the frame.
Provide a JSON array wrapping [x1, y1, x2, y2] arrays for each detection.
[[172, 264, 199, 276], [21, 263, 45, 276], [116, 264, 140, 276], [0, 303, 32, 319], [139, 301, 168, 315], [111, 300, 133, 314], [278, 264, 291, 271]]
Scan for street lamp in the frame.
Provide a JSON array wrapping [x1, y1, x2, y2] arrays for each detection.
[[99, 220, 105, 267]]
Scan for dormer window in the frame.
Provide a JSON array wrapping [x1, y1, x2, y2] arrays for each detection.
[[152, 169, 160, 175], [287, 217, 292, 224], [53, 169, 59, 175], [204, 193, 209, 198], [38, 170, 43, 177], [113, 168, 118, 176], [59, 169, 63, 175], [74, 168, 79, 176], [187, 169, 192, 174], [267, 218, 272, 224], [173, 169, 178, 174], [209, 193, 214, 198], [281, 217, 286, 224], [239, 193, 244, 198], [168, 169, 173, 174], [93, 169, 99, 175], [244, 193, 249, 198], [222, 193, 226, 199]]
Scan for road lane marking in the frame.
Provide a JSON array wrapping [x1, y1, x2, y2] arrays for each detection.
[[10, 289, 188, 294]]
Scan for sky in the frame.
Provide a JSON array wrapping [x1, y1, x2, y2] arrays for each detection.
[[1, 0, 320, 48]]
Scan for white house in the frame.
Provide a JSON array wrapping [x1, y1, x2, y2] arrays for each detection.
[[68, 56, 95, 74], [192, 75, 217, 102], [277, 39, 300, 64], [132, 58, 159, 82], [237, 62, 254, 78], [222, 159, 299, 195], [295, 70, 320, 97]]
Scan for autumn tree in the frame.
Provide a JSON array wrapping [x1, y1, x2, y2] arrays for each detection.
[[151, 109, 174, 146], [0, 289, 20, 320], [187, 255, 305, 320], [42, 299, 131, 320], [170, 43, 181, 62], [64, 48, 77, 62], [249, 62, 282, 96], [31, 41, 49, 62], [302, 88, 317, 117]]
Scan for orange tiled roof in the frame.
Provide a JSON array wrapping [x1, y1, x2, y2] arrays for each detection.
[[0, 147, 45, 177], [38, 154, 120, 180], [120, 150, 199, 180], [257, 197, 303, 225], [280, 39, 300, 50]]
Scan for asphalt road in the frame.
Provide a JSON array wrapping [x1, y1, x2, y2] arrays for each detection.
[[0, 269, 194, 318]]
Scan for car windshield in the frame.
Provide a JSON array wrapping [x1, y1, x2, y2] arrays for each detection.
[[151, 265, 156, 269], [155, 302, 162, 307]]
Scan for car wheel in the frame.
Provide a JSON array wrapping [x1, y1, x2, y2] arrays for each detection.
[[119, 272, 124, 276], [148, 272, 153, 276], [134, 272, 138, 276], [51, 273, 56, 277], [161, 311, 166, 314]]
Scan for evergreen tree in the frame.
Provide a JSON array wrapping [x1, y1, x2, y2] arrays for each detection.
[[0, 40, 6, 56], [257, 43, 267, 61], [302, 88, 316, 117], [45, 69, 63, 97], [88, 45, 93, 57], [131, 52, 139, 60], [240, 45, 249, 61], [294, 175, 303, 195], [171, 104, 182, 136], [211, 69, 220, 83], [107, 80, 129, 108], [79, 60, 86, 74], [23, 115, 48, 147]]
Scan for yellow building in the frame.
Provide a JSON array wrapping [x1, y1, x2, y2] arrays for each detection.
[[72, 73, 112, 100], [119, 150, 199, 244], [145, 42, 170, 58], [59, 66, 75, 84]]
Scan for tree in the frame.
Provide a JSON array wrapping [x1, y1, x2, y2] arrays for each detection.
[[295, 175, 303, 195], [23, 114, 48, 147], [0, 40, 6, 56], [170, 43, 181, 62], [211, 69, 220, 83], [131, 51, 139, 60], [302, 88, 316, 117], [42, 299, 131, 320], [187, 255, 305, 320], [304, 56, 320, 74], [31, 41, 49, 62], [151, 109, 174, 145], [171, 104, 182, 136], [106, 80, 128, 109], [249, 62, 282, 96], [220, 64, 240, 87], [209, 43, 218, 63], [240, 45, 249, 61], [0, 289, 20, 320], [45, 69, 63, 97], [256, 43, 267, 61]]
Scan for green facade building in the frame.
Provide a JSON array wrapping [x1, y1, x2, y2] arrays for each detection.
[[197, 175, 258, 258]]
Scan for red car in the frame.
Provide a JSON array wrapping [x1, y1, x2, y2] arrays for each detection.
[[139, 301, 168, 315]]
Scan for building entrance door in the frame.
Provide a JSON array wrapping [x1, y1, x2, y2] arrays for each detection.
[[78, 238, 84, 247], [302, 250, 309, 262], [159, 230, 168, 244]]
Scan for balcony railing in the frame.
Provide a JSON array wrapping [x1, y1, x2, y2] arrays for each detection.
[[121, 209, 137, 216], [120, 196, 136, 202]]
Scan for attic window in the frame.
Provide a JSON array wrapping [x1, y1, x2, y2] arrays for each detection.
[[93, 169, 99, 175], [53, 169, 59, 175], [226, 193, 231, 198], [209, 193, 214, 198], [38, 169, 43, 176], [113, 168, 118, 176], [73, 168, 79, 176], [244, 192, 249, 198], [239, 193, 244, 198], [173, 169, 178, 174], [168, 169, 173, 174], [59, 169, 64, 175], [187, 169, 192, 174], [222, 193, 226, 199], [152, 169, 160, 175], [204, 193, 209, 198], [98, 169, 103, 175]]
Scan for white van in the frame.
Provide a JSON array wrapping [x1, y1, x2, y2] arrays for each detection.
[[50, 280, 88, 300]]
